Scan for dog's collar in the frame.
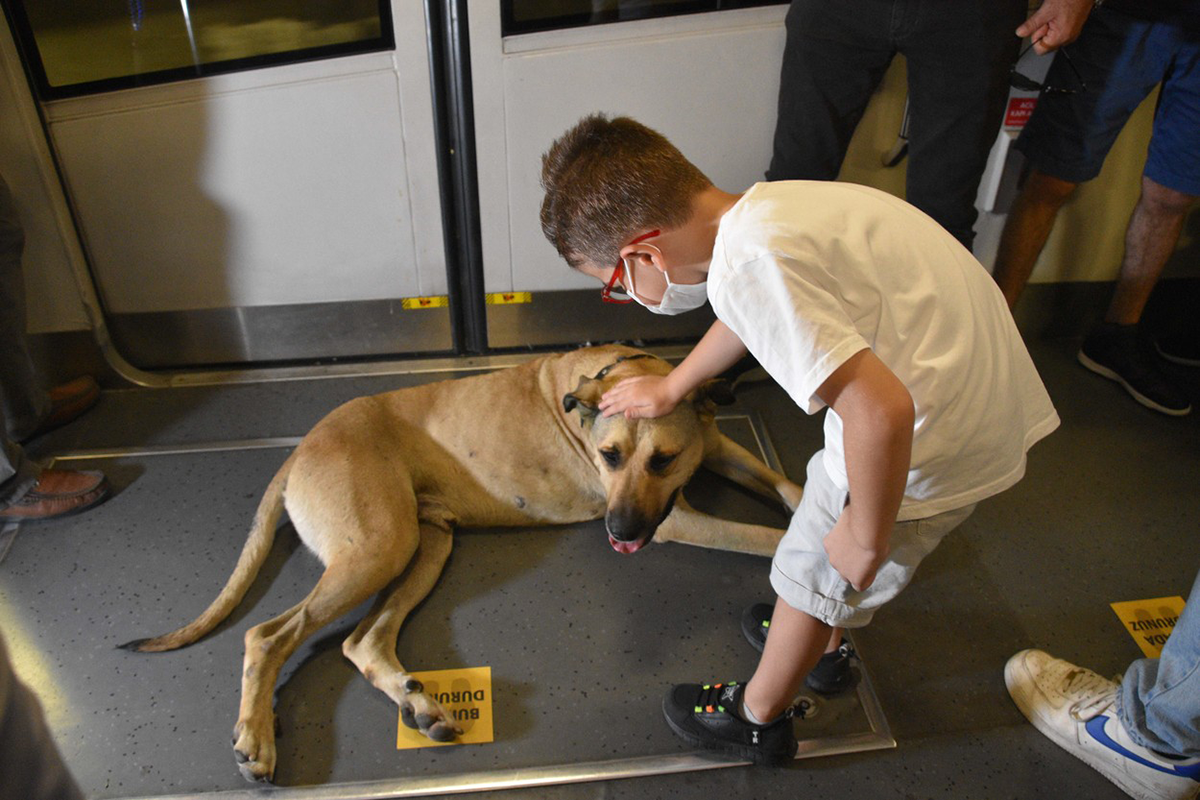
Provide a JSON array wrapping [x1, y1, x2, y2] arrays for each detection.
[[590, 353, 659, 381]]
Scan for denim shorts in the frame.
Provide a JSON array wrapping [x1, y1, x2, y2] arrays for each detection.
[[770, 451, 975, 629], [1015, 7, 1200, 195]]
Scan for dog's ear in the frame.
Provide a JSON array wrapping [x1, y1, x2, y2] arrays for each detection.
[[690, 378, 735, 422], [562, 376, 604, 426]]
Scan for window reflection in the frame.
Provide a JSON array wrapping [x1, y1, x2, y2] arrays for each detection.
[[7, 0, 390, 98], [502, 0, 786, 36]]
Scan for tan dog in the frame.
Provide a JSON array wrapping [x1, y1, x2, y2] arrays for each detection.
[[122, 344, 802, 783]]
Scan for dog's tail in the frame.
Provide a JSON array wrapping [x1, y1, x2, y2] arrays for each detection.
[[119, 452, 295, 653]]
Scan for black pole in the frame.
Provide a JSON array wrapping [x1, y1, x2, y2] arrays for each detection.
[[423, 0, 488, 355]]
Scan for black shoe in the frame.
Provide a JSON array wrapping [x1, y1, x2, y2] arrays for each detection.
[[661, 681, 798, 766], [740, 603, 856, 695], [1156, 333, 1200, 368], [1078, 324, 1191, 416], [741, 603, 773, 652]]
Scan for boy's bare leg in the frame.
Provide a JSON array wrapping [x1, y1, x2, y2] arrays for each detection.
[[991, 169, 1077, 309], [743, 596, 832, 722], [1104, 176, 1196, 326]]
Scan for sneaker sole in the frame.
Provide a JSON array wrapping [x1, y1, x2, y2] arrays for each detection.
[[805, 669, 855, 696], [1003, 654, 1170, 800], [1077, 350, 1192, 417], [1155, 341, 1200, 369], [0, 484, 111, 525], [660, 699, 796, 767]]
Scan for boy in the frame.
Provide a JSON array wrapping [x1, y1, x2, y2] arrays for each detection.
[[540, 114, 1059, 765]]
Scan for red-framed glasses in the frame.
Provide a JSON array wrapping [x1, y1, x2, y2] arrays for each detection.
[[601, 229, 660, 304]]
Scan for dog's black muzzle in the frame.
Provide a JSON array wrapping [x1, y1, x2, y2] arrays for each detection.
[[604, 489, 679, 554]]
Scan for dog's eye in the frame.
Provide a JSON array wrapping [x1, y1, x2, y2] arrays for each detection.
[[600, 449, 622, 468], [648, 453, 677, 472]]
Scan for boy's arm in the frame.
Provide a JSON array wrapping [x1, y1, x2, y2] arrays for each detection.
[[599, 320, 747, 419], [815, 348, 914, 591]]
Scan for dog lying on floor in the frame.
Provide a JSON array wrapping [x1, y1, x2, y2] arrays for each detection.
[[122, 344, 803, 783]]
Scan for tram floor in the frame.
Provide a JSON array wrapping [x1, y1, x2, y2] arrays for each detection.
[[3, 336, 1198, 800]]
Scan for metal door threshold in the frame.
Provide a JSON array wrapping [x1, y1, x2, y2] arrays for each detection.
[[107, 345, 700, 390], [119, 724, 897, 800]]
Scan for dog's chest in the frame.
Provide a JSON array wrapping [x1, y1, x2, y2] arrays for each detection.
[[442, 445, 605, 527]]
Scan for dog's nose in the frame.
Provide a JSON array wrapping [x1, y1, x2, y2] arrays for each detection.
[[604, 508, 648, 542]]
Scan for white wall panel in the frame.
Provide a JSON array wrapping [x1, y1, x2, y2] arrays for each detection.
[[471, 7, 786, 294], [50, 65, 427, 313]]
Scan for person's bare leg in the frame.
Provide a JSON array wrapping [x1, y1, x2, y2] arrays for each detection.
[[992, 169, 1078, 309], [742, 596, 831, 722], [1105, 176, 1196, 326]]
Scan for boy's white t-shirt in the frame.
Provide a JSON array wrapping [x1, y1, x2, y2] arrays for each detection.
[[708, 181, 1059, 520]]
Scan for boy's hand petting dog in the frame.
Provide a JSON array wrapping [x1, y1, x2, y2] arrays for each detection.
[[600, 375, 681, 419], [822, 513, 890, 592]]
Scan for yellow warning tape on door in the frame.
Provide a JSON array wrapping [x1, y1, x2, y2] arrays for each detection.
[[485, 292, 532, 305], [400, 293, 531, 309], [1110, 596, 1185, 658], [401, 296, 449, 310]]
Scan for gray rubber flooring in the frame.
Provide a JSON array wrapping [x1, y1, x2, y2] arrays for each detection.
[[4, 335, 1199, 800]]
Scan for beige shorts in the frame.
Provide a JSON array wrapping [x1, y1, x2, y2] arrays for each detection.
[[770, 450, 976, 628]]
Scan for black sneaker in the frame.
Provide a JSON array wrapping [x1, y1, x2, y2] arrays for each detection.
[[1156, 333, 1200, 368], [740, 603, 856, 695], [661, 681, 798, 766], [1078, 324, 1191, 416]]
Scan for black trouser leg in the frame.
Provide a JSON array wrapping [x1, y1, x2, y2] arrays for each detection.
[[901, 0, 1026, 251], [767, 0, 895, 182]]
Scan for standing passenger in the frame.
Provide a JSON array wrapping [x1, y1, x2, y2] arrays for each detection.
[[766, 0, 1092, 251], [992, 2, 1200, 416]]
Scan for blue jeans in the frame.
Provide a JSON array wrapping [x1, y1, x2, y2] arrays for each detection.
[[1118, 565, 1200, 758]]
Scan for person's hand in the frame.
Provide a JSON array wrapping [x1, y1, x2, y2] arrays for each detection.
[[822, 511, 890, 592], [599, 375, 680, 419], [1017, 0, 1092, 54]]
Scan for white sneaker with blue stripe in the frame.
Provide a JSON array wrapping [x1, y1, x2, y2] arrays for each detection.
[[1005, 649, 1200, 800]]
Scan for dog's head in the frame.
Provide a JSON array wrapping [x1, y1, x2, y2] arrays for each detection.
[[562, 354, 734, 554]]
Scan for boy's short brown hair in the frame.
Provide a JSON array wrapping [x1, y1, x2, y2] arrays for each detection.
[[540, 114, 712, 269]]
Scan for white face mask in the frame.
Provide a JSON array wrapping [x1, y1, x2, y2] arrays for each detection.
[[623, 257, 708, 316]]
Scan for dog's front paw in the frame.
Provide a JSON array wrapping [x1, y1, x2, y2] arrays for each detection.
[[232, 718, 276, 783], [399, 678, 463, 742]]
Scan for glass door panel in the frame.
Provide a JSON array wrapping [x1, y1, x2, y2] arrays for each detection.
[[7, 0, 392, 98]]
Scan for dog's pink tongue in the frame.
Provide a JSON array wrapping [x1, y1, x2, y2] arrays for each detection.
[[609, 535, 644, 554]]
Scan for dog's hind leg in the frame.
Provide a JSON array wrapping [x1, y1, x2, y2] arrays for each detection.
[[232, 541, 417, 783], [342, 521, 461, 742]]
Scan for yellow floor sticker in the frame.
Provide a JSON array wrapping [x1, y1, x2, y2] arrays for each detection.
[[1110, 596, 1186, 658], [396, 666, 493, 749]]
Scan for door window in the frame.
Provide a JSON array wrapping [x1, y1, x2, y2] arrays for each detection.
[[502, 0, 786, 36], [2, 0, 393, 99]]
